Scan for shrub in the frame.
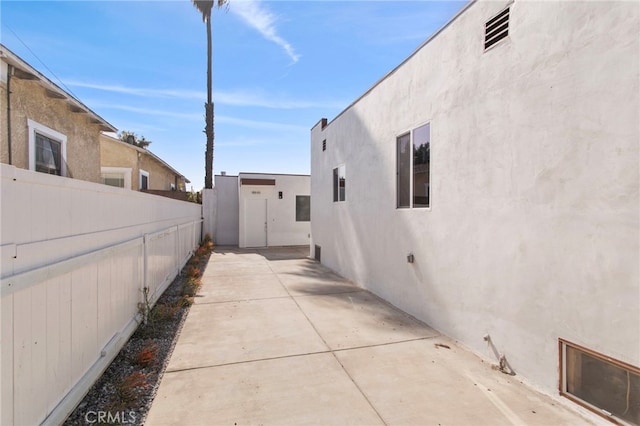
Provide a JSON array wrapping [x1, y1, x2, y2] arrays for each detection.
[[115, 371, 148, 403], [186, 266, 200, 278], [182, 278, 200, 297], [149, 303, 178, 324], [135, 343, 158, 368]]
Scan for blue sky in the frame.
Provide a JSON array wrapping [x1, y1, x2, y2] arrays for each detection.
[[2, 0, 465, 190]]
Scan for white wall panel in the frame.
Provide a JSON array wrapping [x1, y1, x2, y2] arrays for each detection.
[[1, 294, 14, 426], [45, 275, 72, 415]]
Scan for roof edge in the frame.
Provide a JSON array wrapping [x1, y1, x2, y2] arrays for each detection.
[[323, 0, 476, 128], [0, 43, 117, 132]]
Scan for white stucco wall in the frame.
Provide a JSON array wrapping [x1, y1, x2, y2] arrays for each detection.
[[311, 0, 639, 400], [238, 173, 311, 248], [214, 175, 240, 245]]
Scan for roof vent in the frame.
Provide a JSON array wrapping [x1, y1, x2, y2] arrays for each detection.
[[484, 7, 510, 50]]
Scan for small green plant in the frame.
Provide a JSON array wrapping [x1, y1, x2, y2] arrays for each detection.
[[189, 255, 200, 266]]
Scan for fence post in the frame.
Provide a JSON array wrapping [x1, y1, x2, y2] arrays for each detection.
[[175, 225, 180, 272]]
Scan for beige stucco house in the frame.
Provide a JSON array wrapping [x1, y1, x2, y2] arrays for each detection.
[[0, 44, 116, 182], [100, 133, 189, 192]]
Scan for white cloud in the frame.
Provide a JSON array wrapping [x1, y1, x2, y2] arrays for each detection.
[[66, 80, 204, 99], [68, 80, 344, 109], [229, 0, 300, 64], [90, 101, 307, 131]]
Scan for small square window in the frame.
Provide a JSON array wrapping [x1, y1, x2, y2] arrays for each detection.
[[296, 195, 310, 221], [139, 170, 149, 190], [28, 119, 67, 177], [35, 133, 62, 175]]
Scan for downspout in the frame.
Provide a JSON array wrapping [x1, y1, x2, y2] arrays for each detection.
[[6, 64, 12, 165]]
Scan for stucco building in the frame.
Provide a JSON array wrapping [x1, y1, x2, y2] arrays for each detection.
[[100, 133, 189, 192], [0, 44, 116, 182], [311, 1, 639, 423], [214, 173, 310, 248]]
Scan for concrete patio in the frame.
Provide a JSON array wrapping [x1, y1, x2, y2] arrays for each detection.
[[146, 246, 594, 425]]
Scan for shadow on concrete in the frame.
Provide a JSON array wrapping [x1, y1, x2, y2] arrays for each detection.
[[256, 246, 310, 261]]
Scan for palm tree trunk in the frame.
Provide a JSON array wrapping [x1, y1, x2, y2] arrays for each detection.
[[204, 15, 214, 189]]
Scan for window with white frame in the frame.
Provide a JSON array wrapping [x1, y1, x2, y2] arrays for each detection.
[[101, 167, 131, 189], [139, 169, 149, 190], [28, 119, 67, 177], [333, 165, 346, 202], [397, 122, 430, 208]]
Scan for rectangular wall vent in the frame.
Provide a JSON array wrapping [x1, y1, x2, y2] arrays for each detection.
[[560, 339, 640, 425], [484, 7, 509, 50], [322, 139, 326, 151]]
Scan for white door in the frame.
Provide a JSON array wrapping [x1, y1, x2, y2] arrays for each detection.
[[245, 198, 267, 247]]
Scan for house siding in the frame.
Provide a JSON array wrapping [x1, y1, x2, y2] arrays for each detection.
[[311, 0, 639, 398], [100, 135, 187, 191], [1, 76, 102, 183]]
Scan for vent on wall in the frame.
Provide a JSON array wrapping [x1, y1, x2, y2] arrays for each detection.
[[559, 339, 640, 425], [322, 139, 327, 151], [484, 7, 510, 50]]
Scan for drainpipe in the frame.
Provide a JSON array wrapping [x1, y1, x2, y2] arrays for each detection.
[[6, 64, 12, 165]]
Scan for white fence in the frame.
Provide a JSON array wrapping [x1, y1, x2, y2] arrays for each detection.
[[0, 164, 202, 425]]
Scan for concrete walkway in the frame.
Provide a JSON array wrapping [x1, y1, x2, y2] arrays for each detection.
[[146, 247, 592, 425]]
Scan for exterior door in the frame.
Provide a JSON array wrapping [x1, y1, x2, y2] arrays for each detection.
[[245, 198, 267, 247]]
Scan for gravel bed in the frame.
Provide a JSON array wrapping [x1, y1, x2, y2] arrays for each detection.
[[63, 251, 209, 425]]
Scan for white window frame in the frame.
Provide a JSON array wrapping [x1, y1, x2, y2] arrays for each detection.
[[139, 169, 150, 190], [28, 119, 67, 177], [101, 166, 132, 189]]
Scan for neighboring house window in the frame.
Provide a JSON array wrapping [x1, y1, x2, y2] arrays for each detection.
[[139, 169, 149, 190], [333, 165, 346, 202], [101, 167, 132, 189], [296, 195, 311, 222], [28, 119, 67, 177], [397, 122, 430, 208]]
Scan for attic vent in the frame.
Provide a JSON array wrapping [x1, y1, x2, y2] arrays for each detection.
[[484, 7, 509, 50], [560, 339, 640, 424], [322, 139, 327, 151]]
